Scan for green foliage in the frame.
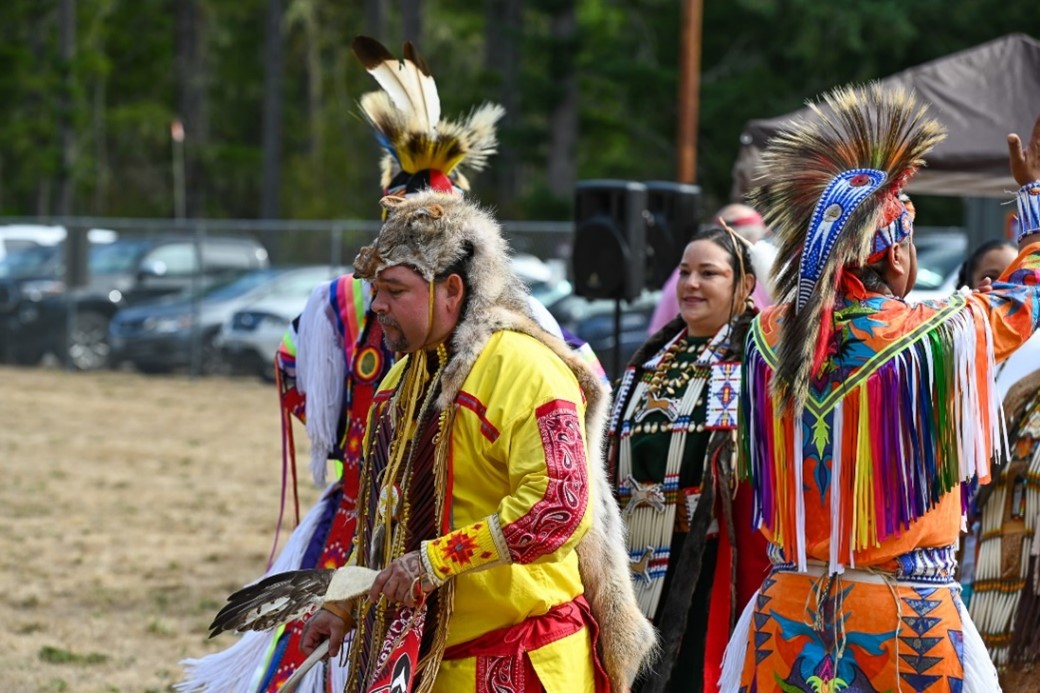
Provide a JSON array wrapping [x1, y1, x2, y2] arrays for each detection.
[[0, 0, 1038, 221], [38, 645, 109, 665]]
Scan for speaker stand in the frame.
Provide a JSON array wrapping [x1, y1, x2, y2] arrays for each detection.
[[613, 298, 623, 381]]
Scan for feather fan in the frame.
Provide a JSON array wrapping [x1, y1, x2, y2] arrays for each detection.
[[208, 565, 379, 637]]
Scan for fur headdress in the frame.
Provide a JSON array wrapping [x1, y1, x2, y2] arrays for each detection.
[[351, 37, 505, 197], [353, 191, 658, 688], [752, 82, 946, 407]]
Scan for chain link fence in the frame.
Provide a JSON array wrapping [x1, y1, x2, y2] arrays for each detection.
[[0, 216, 576, 377]]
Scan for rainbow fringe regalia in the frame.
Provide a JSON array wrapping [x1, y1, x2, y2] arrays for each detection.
[[724, 252, 1040, 692], [718, 81, 1040, 693]]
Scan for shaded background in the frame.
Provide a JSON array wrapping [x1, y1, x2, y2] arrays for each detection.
[[4, 0, 1040, 236]]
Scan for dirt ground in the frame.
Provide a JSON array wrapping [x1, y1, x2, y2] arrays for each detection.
[[7, 365, 1040, 693], [1, 364, 323, 692]]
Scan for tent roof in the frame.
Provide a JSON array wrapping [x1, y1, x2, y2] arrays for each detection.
[[732, 33, 1040, 199]]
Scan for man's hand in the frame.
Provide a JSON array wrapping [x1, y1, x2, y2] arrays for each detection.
[[369, 550, 436, 609], [300, 608, 351, 658], [1008, 113, 1040, 186]]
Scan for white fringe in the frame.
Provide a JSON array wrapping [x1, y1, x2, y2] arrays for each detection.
[[296, 282, 345, 486], [829, 400, 844, 575], [957, 590, 1003, 692], [177, 484, 338, 693], [717, 589, 757, 692], [793, 421, 806, 571]]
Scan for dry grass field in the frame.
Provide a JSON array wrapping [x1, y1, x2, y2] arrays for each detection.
[[0, 364, 323, 692], [6, 364, 1040, 692]]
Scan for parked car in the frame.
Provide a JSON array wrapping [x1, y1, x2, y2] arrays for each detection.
[[110, 265, 343, 375], [547, 287, 662, 382], [217, 265, 349, 381], [5, 235, 269, 370], [0, 224, 117, 261], [906, 229, 968, 302], [0, 236, 121, 364]]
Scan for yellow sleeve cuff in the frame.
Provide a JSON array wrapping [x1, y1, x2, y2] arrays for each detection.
[[423, 515, 508, 582]]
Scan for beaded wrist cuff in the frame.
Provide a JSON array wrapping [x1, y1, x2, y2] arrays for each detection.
[[419, 540, 447, 587], [1016, 181, 1040, 242]]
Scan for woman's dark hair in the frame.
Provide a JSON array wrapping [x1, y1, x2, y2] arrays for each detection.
[[683, 226, 758, 357], [955, 239, 1016, 289]]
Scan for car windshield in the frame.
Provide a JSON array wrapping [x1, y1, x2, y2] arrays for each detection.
[[914, 233, 967, 290], [201, 268, 283, 301], [89, 239, 154, 274], [0, 245, 59, 278]]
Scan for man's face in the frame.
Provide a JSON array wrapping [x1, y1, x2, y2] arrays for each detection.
[[371, 265, 433, 353]]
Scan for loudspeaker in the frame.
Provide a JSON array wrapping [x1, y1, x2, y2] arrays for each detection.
[[572, 180, 647, 301], [644, 181, 701, 289]]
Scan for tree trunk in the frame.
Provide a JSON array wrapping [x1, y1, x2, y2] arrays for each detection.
[[260, 0, 284, 230], [57, 0, 76, 217], [401, 0, 422, 46], [92, 78, 107, 215], [484, 0, 523, 208], [175, 0, 208, 218], [546, 2, 578, 199], [303, 1, 322, 160], [365, 0, 385, 42]]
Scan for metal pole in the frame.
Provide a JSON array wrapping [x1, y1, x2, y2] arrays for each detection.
[[188, 222, 205, 377], [331, 222, 343, 269], [172, 120, 187, 220], [613, 298, 622, 382], [676, 0, 703, 184]]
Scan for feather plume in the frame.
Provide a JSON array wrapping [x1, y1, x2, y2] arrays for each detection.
[[403, 42, 441, 129], [208, 569, 334, 637], [351, 36, 505, 193], [750, 82, 946, 408], [352, 37, 440, 133]]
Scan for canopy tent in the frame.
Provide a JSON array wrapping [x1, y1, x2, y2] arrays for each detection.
[[731, 33, 1040, 200]]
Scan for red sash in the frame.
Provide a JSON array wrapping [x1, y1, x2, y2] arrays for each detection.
[[442, 596, 610, 693]]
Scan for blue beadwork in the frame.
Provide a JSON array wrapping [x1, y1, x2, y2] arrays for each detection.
[[798, 168, 886, 311]]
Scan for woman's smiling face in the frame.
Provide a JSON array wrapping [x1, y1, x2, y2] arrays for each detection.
[[676, 239, 739, 337]]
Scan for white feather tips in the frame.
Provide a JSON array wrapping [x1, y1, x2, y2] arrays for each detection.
[[352, 37, 440, 132]]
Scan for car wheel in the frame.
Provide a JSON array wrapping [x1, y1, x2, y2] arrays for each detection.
[[67, 311, 111, 371], [200, 334, 229, 376], [10, 346, 44, 366], [259, 361, 278, 384]]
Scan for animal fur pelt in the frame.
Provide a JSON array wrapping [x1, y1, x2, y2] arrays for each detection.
[[355, 190, 659, 688], [751, 82, 946, 408]]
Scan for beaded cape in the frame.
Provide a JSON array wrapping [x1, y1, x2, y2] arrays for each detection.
[[607, 313, 754, 691]]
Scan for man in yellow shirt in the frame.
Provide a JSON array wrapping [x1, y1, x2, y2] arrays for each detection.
[[293, 191, 655, 693]]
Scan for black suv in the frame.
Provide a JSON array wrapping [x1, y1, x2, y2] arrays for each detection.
[[1, 235, 269, 370]]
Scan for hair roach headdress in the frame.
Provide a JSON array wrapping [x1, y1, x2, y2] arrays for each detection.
[[351, 36, 505, 198], [751, 82, 946, 407]]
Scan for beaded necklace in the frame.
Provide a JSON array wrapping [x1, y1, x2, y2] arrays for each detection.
[[617, 323, 731, 617]]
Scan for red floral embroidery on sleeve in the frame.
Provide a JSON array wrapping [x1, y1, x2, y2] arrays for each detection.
[[501, 399, 589, 564]]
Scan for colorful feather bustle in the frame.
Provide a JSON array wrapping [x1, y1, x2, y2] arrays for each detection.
[[751, 83, 946, 408], [351, 37, 505, 192], [739, 290, 1005, 573]]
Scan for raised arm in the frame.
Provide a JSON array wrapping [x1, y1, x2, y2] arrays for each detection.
[[965, 114, 1040, 360]]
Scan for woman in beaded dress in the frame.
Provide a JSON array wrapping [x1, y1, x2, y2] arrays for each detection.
[[605, 225, 771, 693]]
